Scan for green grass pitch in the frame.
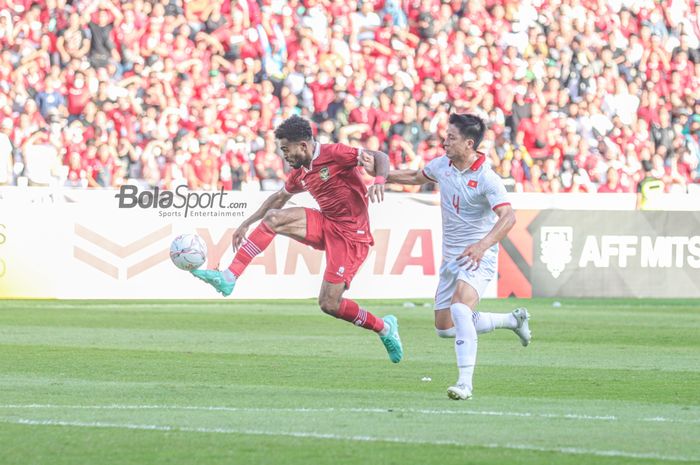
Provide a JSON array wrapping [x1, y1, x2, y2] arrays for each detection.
[[0, 298, 698, 465]]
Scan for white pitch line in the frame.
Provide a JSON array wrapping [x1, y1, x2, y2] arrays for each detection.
[[1, 417, 697, 463], [0, 404, 698, 424]]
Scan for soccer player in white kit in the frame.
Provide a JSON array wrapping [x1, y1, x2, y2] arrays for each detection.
[[362, 113, 531, 400]]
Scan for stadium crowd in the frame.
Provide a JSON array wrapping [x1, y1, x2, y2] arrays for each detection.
[[0, 0, 698, 194]]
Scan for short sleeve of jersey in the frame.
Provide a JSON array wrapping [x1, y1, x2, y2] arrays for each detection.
[[421, 156, 442, 183], [329, 143, 360, 169], [284, 169, 305, 194], [483, 170, 511, 210]]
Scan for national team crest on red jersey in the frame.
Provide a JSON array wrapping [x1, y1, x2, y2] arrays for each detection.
[[319, 167, 330, 181], [468, 179, 478, 188]]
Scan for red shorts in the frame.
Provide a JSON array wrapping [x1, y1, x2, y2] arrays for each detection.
[[301, 208, 370, 288]]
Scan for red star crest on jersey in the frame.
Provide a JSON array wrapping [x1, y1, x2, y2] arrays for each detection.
[[467, 179, 478, 188]]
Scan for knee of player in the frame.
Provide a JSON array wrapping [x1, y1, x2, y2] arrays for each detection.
[[262, 209, 282, 230], [318, 297, 339, 315], [435, 326, 456, 338]]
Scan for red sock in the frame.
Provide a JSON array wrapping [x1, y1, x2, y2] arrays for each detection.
[[335, 299, 385, 333], [228, 222, 276, 277]]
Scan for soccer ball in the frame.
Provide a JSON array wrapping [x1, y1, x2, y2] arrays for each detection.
[[170, 234, 207, 271]]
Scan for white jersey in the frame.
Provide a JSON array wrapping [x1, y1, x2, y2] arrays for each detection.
[[422, 154, 510, 260]]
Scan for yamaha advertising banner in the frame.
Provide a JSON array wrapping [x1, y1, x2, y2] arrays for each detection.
[[499, 211, 700, 298], [0, 192, 457, 299]]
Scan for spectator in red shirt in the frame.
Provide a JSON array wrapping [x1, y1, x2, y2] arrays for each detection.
[[84, 143, 115, 187], [597, 167, 626, 193], [254, 130, 285, 190], [418, 134, 442, 165], [523, 163, 544, 193], [516, 103, 551, 159], [189, 143, 219, 191], [66, 71, 90, 118], [349, 94, 380, 138], [308, 71, 335, 116], [65, 151, 87, 188]]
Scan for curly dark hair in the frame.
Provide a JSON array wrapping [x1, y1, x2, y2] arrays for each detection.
[[449, 113, 486, 149], [274, 115, 313, 142]]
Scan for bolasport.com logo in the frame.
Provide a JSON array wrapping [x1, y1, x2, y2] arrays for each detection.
[[115, 185, 247, 218]]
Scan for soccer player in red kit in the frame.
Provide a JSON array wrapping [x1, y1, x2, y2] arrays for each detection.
[[192, 115, 403, 363]]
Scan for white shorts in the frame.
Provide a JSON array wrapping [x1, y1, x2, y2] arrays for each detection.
[[434, 251, 497, 310]]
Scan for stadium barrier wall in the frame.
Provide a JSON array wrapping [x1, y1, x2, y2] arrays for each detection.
[[1, 189, 698, 299], [499, 210, 700, 298]]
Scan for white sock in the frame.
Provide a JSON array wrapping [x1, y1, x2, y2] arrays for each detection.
[[436, 327, 456, 338], [378, 320, 389, 337], [222, 269, 236, 282], [450, 303, 477, 391], [472, 312, 518, 334], [436, 312, 519, 338]]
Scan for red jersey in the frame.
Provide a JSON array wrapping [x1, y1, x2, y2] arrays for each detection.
[[67, 85, 91, 115], [284, 143, 372, 244], [191, 153, 218, 185]]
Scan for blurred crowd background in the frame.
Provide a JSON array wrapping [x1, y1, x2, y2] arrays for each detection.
[[0, 0, 699, 194]]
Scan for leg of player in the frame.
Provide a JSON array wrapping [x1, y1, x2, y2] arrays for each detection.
[[475, 308, 532, 346], [192, 208, 308, 296], [318, 281, 403, 363], [434, 308, 456, 337], [446, 281, 480, 400], [435, 307, 531, 347], [229, 207, 309, 275]]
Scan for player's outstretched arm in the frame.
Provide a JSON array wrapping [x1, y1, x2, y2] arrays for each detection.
[[359, 152, 433, 186], [387, 169, 433, 185], [231, 189, 293, 251]]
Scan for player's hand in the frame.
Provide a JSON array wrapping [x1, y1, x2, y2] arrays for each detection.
[[231, 225, 249, 252], [359, 151, 376, 176], [367, 182, 385, 203], [456, 242, 487, 271]]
